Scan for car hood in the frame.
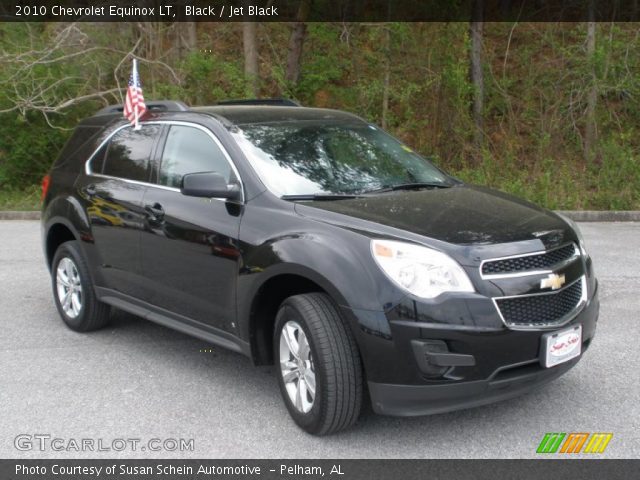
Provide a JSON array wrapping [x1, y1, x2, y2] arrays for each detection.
[[294, 185, 571, 247]]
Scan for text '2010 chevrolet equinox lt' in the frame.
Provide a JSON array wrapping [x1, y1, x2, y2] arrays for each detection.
[[41, 99, 599, 435]]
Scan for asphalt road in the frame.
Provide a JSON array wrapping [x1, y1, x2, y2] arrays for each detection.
[[1, 220, 638, 459]]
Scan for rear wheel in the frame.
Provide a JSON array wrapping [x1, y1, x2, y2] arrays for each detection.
[[274, 293, 363, 435], [51, 241, 110, 332]]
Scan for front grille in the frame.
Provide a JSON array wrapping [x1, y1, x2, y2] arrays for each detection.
[[495, 278, 583, 327], [482, 243, 577, 276]]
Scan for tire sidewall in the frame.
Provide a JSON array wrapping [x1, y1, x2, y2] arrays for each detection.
[[273, 303, 325, 433]]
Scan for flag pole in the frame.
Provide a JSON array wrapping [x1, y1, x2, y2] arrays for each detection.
[[133, 58, 140, 130]]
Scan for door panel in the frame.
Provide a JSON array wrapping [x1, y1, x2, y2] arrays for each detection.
[[139, 189, 242, 332], [138, 123, 243, 332], [77, 175, 147, 297], [79, 124, 161, 297]]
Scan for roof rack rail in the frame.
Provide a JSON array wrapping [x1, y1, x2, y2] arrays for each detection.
[[217, 98, 301, 107], [95, 100, 189, 116]]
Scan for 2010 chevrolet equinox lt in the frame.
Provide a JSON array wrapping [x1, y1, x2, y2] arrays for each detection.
[[41, 99, 599, 435]]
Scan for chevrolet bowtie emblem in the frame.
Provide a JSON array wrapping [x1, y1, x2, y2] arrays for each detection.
[[540, 273, 566, 290]]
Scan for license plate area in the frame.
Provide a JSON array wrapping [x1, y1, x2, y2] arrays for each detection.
[[541, 324, 582, 368]]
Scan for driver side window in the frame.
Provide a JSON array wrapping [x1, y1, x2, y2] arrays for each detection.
[[158, 125, 232, 188]]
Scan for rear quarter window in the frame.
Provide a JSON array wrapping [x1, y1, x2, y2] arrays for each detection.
[[101, 126, 160, 182]]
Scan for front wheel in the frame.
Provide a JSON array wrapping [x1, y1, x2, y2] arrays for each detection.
[[274, 293, 363, 435]]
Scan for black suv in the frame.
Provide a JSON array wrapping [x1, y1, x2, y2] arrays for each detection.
[[42, 99, 599, 435]]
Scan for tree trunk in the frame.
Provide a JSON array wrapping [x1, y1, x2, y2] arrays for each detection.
[[285, 0, 311, 87], [184, 22, 197, 51], [584, 3, 597, 165], [381, 1, 392, 129], [177, 22, 196, 60], [470, 0, 484, 155], [381, 24, 391, 129], [242, 14, 259, 96]]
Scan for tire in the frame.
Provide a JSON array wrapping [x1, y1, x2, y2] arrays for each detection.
[[274, 293, 363, 435], [51, 240, 110, 332]]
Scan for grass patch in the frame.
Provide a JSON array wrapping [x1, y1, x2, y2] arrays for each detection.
[[0, 185, 41, 211], [451, 150, 640, 210]]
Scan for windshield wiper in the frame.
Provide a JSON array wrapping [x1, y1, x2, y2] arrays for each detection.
[[281, 193, 364, 201], [282, 182, 454, 200], [364, 182, 453, 194]]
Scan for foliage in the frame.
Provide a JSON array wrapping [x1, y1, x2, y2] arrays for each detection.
[[0, 185, 41, 211], [0, 112, 68, 188], [0, 22, 639, 209]]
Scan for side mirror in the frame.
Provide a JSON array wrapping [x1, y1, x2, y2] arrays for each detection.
[[181, 172, 241, 201]]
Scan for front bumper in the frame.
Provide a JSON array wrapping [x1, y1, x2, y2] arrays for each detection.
[[342, 278, 599, 417], [368, 354, 582, 416], [369, 343, 588, 417]]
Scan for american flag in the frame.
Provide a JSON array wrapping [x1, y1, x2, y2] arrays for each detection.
[[123, 59, 146, 128]]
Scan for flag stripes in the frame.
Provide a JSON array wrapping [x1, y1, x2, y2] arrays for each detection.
[[123, 59, 146, 128]]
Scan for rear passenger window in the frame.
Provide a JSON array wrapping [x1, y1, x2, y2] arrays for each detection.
[[158, 125, 231, 188], [102, 126, 160, 182]]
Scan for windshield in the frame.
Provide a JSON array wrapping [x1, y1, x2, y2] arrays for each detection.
[[231, 121, 452, 196]]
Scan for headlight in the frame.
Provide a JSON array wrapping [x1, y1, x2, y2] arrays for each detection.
[[371, 239, 475, 299], [557, 214, 588, 257]]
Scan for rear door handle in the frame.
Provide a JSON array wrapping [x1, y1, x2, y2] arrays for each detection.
[[145, 203, 165, 218]]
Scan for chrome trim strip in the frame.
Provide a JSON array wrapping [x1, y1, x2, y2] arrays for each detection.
[[84, 120, 245, 203], [86, 173, 181, 193], [480, 243, 579, 280], [494, 274, 583, 301], [492, 275, 587, 331]]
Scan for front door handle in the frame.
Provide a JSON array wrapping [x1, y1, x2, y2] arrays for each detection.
[[145, 203, 165, 218]]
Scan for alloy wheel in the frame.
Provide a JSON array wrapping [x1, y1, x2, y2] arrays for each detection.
[[279, 320, 316, 413], [56, 257, 83, 319]]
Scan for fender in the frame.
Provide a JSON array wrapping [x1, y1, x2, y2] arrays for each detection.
[[42, 213, 76, 263], [42, 194, 105, 285], [43, 214, 81, 242], [43, 194, 90, 241], [241, 262, 352, 329], [237, 230, 407, 344], [238, 260, 362, 364], [64, 193, 92, 236]]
